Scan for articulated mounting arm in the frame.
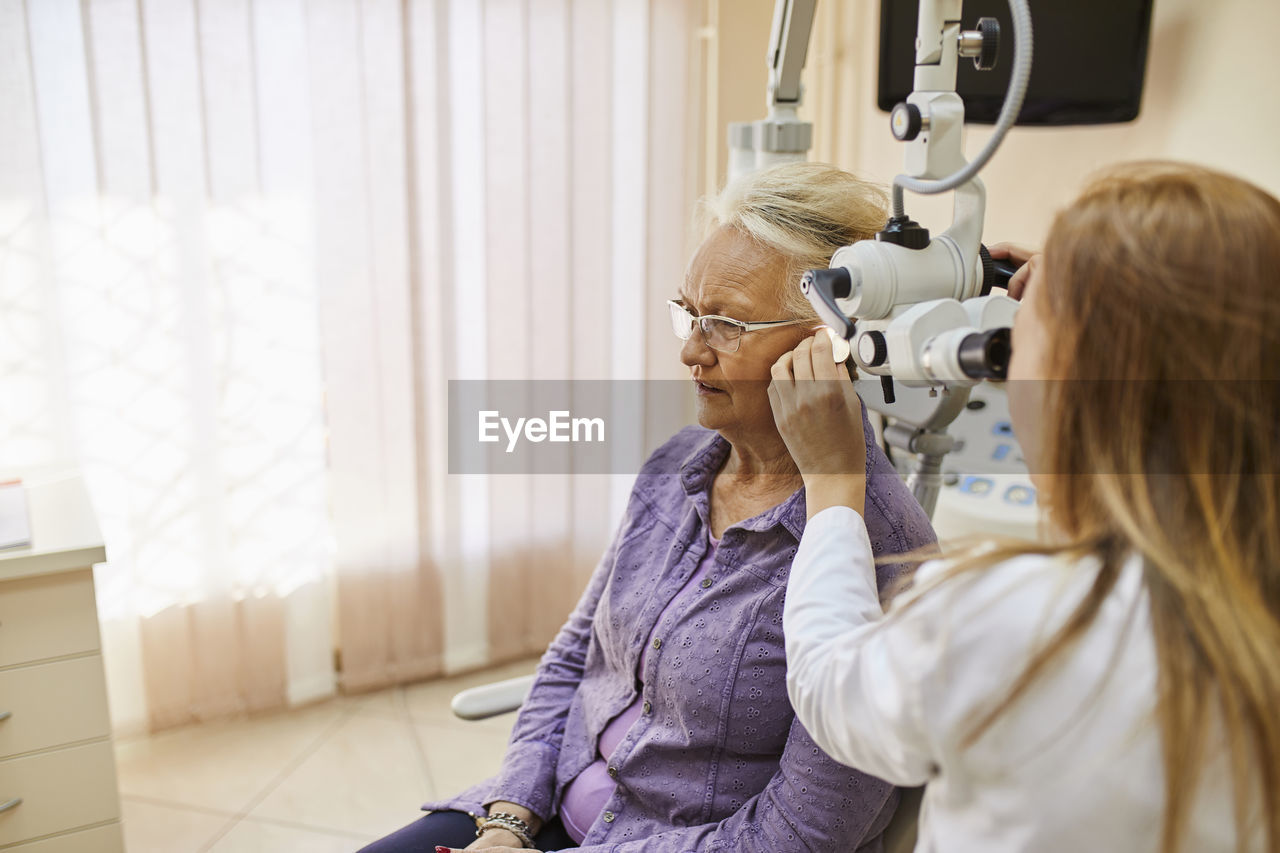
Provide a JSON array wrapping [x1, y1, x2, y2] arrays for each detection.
[[727, 0, 818, 180]]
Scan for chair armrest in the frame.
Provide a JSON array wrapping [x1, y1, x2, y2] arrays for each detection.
[[882, 785, 923, 853], [451, 674, 536, 720]]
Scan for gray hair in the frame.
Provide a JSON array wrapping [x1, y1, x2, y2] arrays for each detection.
[[701, 162, 888, 320]]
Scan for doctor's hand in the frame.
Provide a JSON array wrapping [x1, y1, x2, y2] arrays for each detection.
[[988, 242, 1041, 301], [769, 330, 868, 520]]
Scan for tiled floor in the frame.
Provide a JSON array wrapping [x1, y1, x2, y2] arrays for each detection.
[[114, 658, 539, 852]]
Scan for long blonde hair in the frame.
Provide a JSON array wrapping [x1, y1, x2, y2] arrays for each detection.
[[920, 162, 1280, 852]]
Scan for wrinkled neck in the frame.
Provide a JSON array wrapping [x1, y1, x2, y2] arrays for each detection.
[[722, 433, 802, 485]]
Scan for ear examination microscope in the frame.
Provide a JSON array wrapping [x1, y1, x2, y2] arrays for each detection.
[[734, 0, 1037, 534]]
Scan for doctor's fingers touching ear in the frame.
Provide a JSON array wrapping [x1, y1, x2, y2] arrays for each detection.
[[988, 242, 1042, 301], [769, 332, 865, 474], [778, 330, 849, 383]]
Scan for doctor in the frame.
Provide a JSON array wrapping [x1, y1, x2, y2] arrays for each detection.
[[767, 162, 1279, 852]]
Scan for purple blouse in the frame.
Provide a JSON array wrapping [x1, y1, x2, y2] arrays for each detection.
[[560, 531, 722, 843], [423, 418, 937, 852]]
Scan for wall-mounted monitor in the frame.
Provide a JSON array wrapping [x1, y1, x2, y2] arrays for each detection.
[[878, 0, 1156, 125]]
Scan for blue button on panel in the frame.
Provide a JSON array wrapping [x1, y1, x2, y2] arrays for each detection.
[[1003, 484, 1037, 506], [991, 443, 1012, 462], [959, 476, 995, 496], [992, 421, 1014, 437]]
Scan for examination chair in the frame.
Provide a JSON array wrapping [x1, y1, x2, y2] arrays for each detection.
[[452, 675, 923, 853]]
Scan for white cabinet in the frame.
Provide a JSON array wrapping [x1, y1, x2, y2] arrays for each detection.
[[0, 477, 124, 852]]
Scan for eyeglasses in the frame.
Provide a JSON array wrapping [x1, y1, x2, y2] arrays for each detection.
[[667, 299, 806, 354]]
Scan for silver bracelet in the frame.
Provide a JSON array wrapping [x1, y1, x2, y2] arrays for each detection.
[[477, 812, 535, 849], [478, 809, 532, 845]]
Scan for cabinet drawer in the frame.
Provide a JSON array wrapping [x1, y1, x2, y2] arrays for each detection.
[[0, 571, 100, 668], [0, 741, 121, 846], [4, 821, 124, 853], [0, 656, 110, 760]]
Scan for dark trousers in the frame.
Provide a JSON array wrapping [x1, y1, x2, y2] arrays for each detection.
[[357, 810, 578, 852]]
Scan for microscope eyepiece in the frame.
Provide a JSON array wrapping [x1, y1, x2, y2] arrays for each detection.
[[958, 327, 1012, 380]]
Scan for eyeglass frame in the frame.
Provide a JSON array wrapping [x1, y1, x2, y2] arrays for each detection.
[[667, 299, 808, 353]]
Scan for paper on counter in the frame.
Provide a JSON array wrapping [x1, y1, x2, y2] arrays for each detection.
[[0, 480, 31, 550]]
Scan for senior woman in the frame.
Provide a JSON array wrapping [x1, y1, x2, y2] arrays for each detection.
[[360, 162, 936, 853]]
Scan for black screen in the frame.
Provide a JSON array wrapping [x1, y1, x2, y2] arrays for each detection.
[[877, 0, 1155, 125]]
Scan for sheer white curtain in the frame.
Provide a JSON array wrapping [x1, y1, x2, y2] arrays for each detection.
[[342, 0, 702, 684], [0, 0, 703, 733]]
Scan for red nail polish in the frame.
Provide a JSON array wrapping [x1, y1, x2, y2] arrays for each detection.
[[435, 847, 450, 853]]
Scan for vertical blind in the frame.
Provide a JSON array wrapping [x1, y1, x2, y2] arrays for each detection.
[[0, 0, 704, 733]]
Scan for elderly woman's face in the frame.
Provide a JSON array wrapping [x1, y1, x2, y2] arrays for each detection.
[[679, 225, 810, 439]]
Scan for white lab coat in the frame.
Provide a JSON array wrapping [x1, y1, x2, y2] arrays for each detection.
[[784, 506, 1252, 852]]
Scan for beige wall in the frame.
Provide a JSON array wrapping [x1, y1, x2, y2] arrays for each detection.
[[714, 0, 1280, 248], [701, 0, 777, 197]]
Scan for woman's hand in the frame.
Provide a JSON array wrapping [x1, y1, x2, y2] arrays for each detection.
[[458, 827, 526, 850], [988, 242, 1040, 301], [440, 835, 535, 850], [768, 330, 868, 519], [439, 830, 538, 852], [457, 803, 542, 851]]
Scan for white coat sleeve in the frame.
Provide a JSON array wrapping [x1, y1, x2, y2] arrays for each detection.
[[784, 505, 944, 786]]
